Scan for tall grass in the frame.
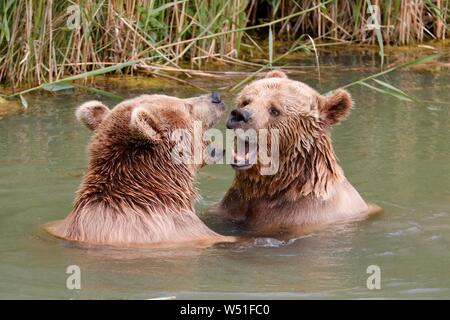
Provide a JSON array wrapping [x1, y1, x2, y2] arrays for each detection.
[[0, 0, 249, 86], [265, 0, 449, 44], [0, 0, 448, 87]]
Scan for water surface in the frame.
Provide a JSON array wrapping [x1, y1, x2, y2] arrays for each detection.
[[1, 52, 449, 299]]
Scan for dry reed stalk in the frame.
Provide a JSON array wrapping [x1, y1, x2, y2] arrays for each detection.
[[0, 0, 448, 86]]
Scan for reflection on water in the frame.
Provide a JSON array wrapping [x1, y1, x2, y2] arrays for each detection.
[[0, 52, 449, 299]]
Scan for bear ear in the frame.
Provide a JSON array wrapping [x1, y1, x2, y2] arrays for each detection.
[[130, 107, 162, 142], [75, 101, 110, 131], [319, 89, 353, 126], [265, 70, 288, 79]]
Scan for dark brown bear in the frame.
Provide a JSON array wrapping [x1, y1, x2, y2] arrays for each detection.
[[218, 70, 381, 235], [46, 93, 236, 246]]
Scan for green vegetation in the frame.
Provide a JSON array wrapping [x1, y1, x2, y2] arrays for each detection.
[[1, 1, 449, 85], [0, 0, 448, 105]]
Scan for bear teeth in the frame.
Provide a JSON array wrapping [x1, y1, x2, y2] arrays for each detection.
[[232, 150, 248, 163]]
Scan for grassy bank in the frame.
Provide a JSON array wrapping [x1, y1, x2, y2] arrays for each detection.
[[0, 0, 448, 87]]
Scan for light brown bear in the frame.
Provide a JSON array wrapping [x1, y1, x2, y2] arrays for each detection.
[[219, 70, 381, 235], [46, 92, 236, 247]]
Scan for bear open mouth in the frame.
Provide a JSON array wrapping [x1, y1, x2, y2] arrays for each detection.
[[231, 134, 257, 171]]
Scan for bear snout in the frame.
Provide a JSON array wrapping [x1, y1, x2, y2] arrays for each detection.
[[226, 109, 251, 129], [211, 92, 222, 104]]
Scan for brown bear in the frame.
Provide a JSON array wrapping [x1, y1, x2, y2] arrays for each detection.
[[45, 92, 236, 247], [218, 70, 381, 235]]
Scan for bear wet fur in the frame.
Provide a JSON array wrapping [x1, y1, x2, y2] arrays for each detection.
[[46, 93, 235, 246], [218, 70, 381, 235]]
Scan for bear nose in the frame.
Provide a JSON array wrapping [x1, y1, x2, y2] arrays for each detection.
[[226, 108, 251, 129], [211, 92, 221, 104]]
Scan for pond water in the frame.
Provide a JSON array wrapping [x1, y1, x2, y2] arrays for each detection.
[[1, 52, 449, 299]]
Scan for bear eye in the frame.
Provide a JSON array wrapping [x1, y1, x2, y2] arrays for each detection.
[[241, 99, 250, 107], [269, 106, 280, 117]]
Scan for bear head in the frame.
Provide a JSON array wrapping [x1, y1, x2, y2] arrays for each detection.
[[75, 92, 226, 209], [226, 70, 352, 199]]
